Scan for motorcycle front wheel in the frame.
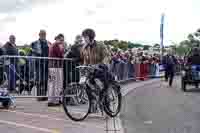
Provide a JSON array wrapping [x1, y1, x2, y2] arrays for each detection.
[[62, 83, 91, 121]]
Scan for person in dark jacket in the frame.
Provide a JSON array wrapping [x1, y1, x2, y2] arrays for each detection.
[[187, 47, 200, 65], [0, 47, 4, 56], [63, 35, 83, 89], [2, 35, 18, 92], [3, 35, 18, 62], [163, 51, 177, 87], [187, 47, 200, 88], [0, 46, 5, 85], [31, 30, 49, 101]]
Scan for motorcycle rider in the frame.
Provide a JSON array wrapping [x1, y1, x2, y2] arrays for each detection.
[[187, 47, 200, 88], [80, 28, 110, 113], [187, 47, 200, 65]]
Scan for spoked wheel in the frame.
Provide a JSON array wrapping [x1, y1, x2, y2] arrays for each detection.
[[1, 97, 13, 109], [62, 83, 91, 121], [2, 100, 11, 109], [103, 82, 122, 117], [75, 84, 89, 104]]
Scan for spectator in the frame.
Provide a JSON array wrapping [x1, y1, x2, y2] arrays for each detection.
[[2, 35, 18, 92], [111, 52, 120, 79], [155, 58, 160, 77], [48, 34, 65, 106], [127, 50, 135, 79], [104, 45, 112, 66], [63, 42, 68, 54], [64, 35, 83, 88], [0, 44, 5, 85], [3, 35, 18, 56], [31, 30, 49, 101], [163, 51, 177, 87]]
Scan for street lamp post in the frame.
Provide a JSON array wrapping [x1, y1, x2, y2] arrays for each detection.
[[160, 13, 165, 63]]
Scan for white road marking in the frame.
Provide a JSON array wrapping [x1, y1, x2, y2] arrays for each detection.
[[48, 107, 105, 119], [1, 109, 104, 129], [144, 120, 153, 124], [119, 117, 125, 133], [0, 119, 52, 133], [122, 79, 159, 96], [106, 117, 123, 133]]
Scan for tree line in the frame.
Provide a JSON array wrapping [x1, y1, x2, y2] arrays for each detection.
[[102, 40, 152, 51], [171, 28, 200, 56]]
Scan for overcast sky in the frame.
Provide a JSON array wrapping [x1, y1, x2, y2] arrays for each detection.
[[0, 0, 199, 45]]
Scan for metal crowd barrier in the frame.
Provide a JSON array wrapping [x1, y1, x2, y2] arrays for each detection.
[[0, 55, 162, 99], [110, 61, 161, 82], [0, 55, 77, 99]]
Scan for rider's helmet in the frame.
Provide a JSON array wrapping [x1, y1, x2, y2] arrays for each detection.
[[192, 47, 199, 56]]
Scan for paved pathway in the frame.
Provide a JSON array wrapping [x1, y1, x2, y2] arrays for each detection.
[[0, 79, 159, 133], [121, 77, 200, 133]]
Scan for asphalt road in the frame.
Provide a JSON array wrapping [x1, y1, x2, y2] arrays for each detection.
[[3, 76, 198, 133], [0, 78, 157, 133], [1, 79, 146, 133], [121, 77, 200, 133], [0, 98, 109, 133]]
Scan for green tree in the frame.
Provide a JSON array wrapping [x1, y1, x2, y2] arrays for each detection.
[[102, 40, 146, 50], [128, 42, 135, 49], [176, 45, 189, 56], [118, 41, 128, 51], [174, 27, 200, 56], [112, 47, 118, 52], [143, 45, 151, 50], [153, 43, 160, 48]]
